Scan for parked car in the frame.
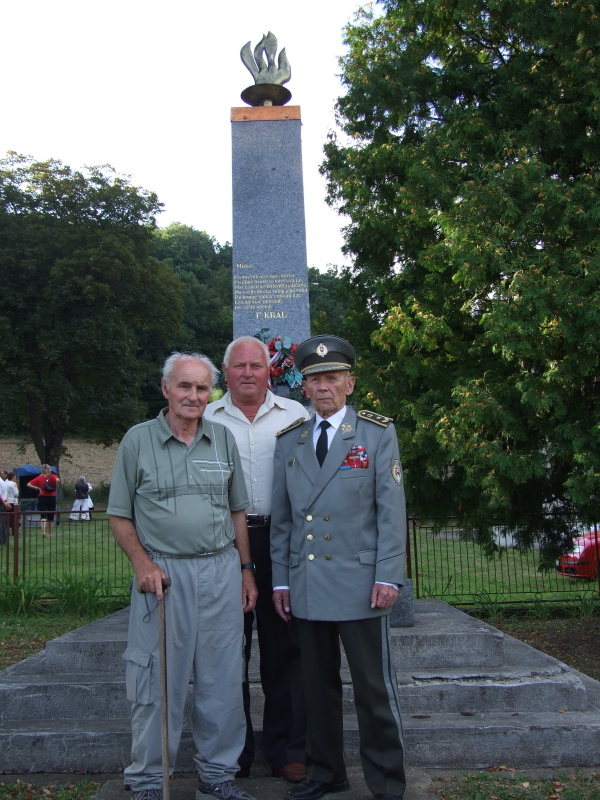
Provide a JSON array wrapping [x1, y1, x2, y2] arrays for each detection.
[[556, 530, 600, 579]]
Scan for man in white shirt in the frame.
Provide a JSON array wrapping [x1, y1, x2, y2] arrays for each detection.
[[0, 469, 9, 544], [204, 336, 310, 783]]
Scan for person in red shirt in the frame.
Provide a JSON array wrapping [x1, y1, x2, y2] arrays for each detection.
[[27, 464, 60, 537]]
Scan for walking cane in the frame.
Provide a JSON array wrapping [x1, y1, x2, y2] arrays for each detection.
[[158, 577, 172, 800]]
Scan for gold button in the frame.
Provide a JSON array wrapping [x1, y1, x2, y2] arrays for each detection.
[[306, 515, 313, 521], [307, 534, 314, 541], [324, 534, 331, 540], [324, 555, 331, 560], [308, 554, 315, 561], [323, 515, 329, 521]]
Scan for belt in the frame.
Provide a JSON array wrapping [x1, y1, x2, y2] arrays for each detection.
[[147, 541, 234, 559], [246, 514, 271, 527]]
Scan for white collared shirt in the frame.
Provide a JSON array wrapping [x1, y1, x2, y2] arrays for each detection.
[[312, 405, 347, 451], [204, 390, 310, 515]]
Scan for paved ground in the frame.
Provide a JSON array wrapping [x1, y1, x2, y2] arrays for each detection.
[[4, 765, 600, 800], [1, 767, 441, 800]]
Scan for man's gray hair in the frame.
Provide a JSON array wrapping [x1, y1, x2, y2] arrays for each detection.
[[223, 336, 270, 368], [161, 352, 220, 388]]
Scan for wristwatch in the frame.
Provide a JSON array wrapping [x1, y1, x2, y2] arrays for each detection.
[[241, 562, 256, 573]]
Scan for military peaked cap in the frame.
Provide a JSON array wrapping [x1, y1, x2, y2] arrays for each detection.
[[294, 335, 356, 376]]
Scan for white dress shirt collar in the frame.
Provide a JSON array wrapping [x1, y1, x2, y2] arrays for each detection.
[[313, 405, 347, 447]]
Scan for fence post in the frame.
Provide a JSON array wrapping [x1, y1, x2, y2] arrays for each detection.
[[405, 510, 412, 580], [12, 506, 20, 581], [411, 517, 420, 599]]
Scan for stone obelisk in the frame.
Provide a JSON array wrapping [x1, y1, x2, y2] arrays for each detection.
[[231, 32, 310, 346]]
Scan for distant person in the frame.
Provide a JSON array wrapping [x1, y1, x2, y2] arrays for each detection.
[[5, 472, 19, 535], [0, 469, 8, 544], [69, 476, 93, 521], [27, 464, 60, 537], [6, 472, 19, 511], [204, 335, 310, 783]]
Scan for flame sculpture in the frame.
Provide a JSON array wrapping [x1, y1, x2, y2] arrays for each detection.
[[241, 31, 291, 86]]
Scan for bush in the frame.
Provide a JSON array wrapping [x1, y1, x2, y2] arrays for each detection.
[[0, 577, 44, 615]]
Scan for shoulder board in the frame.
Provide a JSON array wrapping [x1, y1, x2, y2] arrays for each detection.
[[358, 410, 393, 427], [276, 417, 307, 437]]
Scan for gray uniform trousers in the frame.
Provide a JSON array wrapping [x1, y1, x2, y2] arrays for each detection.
[[123, 546, 246, 790]]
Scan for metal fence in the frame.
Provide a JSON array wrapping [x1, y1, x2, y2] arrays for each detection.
[[0, 506, 133, 597], [409, 518, 600, 605], [2, 508, 599, 606]]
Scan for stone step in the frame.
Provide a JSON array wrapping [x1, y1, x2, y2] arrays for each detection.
[[1, 663, 586, 722], [2, 599, 599, 772], [0, 629, 587, 720], [2, 707, 600, 773], [43, 601, 505, 674]]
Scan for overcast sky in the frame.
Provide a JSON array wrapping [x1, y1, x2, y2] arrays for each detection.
[[1, 0, 369, 271]]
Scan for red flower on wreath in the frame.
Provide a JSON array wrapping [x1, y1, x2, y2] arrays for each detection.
[[254, 329, 307, 405]]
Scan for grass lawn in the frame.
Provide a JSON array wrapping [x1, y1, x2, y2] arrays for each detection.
[[433, 768, 600, 799], [411, 523, 600, 606]]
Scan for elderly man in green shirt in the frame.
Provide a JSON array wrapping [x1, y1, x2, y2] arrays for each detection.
[[108, 352, 258, 800]]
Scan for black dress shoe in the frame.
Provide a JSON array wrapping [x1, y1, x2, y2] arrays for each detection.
[[286, 779, 350, 800]]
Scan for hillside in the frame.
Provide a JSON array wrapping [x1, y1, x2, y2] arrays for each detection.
[[0, 438, 119, 490]]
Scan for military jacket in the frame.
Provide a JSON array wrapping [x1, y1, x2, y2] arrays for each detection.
[[270, 406, 406, 622]]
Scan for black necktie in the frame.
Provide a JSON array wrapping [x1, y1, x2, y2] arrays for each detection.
[[316, 420, 331, 466]]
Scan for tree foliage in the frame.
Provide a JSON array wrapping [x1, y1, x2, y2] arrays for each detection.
[[308, 266, 351, 335], [322, 0, 600, 556], [0, 153, 184, 470], [150, 223, 232, 361]]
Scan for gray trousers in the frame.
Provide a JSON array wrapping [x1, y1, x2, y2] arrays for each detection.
[[297, 615, 406, 797], [123, 546, 246, 790]]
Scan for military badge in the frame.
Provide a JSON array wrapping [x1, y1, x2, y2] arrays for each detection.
[[341, 423, 353, 434], [316, 343, 328, 357], [301, 427, 310, 438], [340, 446, 369, 470], [391, 459, 403, 485]]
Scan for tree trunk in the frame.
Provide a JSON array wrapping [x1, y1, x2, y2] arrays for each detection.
[[29, 407, 64, 474]]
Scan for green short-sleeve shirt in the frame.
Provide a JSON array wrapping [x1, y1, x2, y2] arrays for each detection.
[[107, 409, 249, 555]]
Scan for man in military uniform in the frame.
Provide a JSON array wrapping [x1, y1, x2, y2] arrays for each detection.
[[270, 335, 407, 800]]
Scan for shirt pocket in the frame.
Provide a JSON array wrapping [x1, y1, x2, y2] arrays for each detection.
[[192, 461, 232, 491]]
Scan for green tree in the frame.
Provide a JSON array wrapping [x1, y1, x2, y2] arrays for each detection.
[[150, 223, 232, 361], [308, 267, 351, 335], [0, 153, 184, 471], [322, 0, 600, 557]]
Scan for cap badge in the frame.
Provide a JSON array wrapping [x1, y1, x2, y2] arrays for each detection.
[[316, 343, 328, 358]]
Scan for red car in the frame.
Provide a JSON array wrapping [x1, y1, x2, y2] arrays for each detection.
[[556, 530, 600, 579]]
